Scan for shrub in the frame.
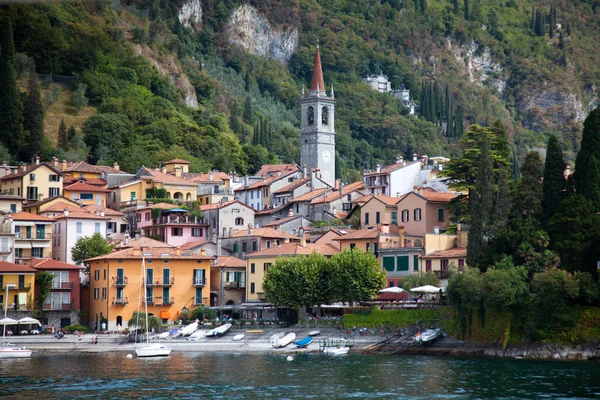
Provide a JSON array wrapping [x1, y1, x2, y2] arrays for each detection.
[[64, 325, 89, 334]]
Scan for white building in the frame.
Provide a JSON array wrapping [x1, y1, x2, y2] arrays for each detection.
[[52, 209, 109, 265], [363, 157, 422, 196], [361, 74, 415, 115], [199, 200, 256, 241]]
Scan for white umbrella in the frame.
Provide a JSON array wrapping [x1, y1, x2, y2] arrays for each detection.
[[380, 287, 405, 293], [410, 285, 442, 293], [17, 317, 41, 326], [0, 317, 18, 325]]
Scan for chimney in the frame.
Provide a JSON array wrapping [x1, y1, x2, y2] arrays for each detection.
[[339, 182, 344, 196], [300, 236, 306, 247], [155, 166, 160, 171], [21, 163, 27, 173], [284, 237, 290, 243], [209, 171, 214, 181], [229, 227, 233, 237], [277, 169, 282, 177], [61, 159, 67, 171], [63, 209, 69, 217], [381, 222, 389, 234], [396, 157, 401, 164], [161, 166, 167, 174], [288, 208, 294, 217], [113, 162, 120, 171], [376, 164, 381, 173], [100, 210, 105, 217], [303, 165, 308, 178], [399, 226, 405, 248], [52, 157, 58, 168], [200, 248, 206, 256], [335, 179, 340, 190], [35, 155, 40, 165], [223, 227, 227, 237]]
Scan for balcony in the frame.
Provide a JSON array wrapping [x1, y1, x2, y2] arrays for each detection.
[[18, 283, 31, 291], [193, 278, 206, 287], [142, 297, 154, 305], [112, 276, 128, 287], [157, 277, 174, 287], [42, 303, 71, 311], [15, 232, 51, 240], [0, 247, 12, 254], [156, 297, 174, 306], [112, 297, 128, 306], [224, 281, 245, 289], [51, 281, 73, 290], [197, 187, 234, 195], [154, 216, 206, 225], [192, 296, 209, 307]]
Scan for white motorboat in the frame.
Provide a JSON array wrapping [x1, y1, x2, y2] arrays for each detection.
[[323, 345, 350, 356], [188, 330, 207, 341], [272, 332, 296, 348], [232, 334, 245, 341], [319, 338, 350, 356], [180, 322, 199, 337], [269, 332, 285, 344], [1, 285, 31, 359], [157, 332, 170, 340], [206, 323, 232, 337], [414, 328, 442, 345], [308, 330, 321, 337]]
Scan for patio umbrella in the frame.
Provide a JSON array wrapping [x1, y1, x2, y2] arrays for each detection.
[[379, 287, 405, 293], [17, 317, 41, 326], [0, 317, 18, 325], [410, 285, 442, 293]]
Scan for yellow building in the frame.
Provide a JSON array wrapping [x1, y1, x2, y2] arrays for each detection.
[[10, 212, 54, 263], [0, 160, 62, 203], [23, 196, 81, 216], [183, 171, 233, 205], [244, 239, 339, 302], [0, 261, 36, 312], [63, 182, 110, 207], [86, 247, 214, 331], [61, 161, 123, 180], [420, 230, 468, 278]]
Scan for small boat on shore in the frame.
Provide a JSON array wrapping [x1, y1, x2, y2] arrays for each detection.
[[272, 332, 296, 348], [180, 322, 199, 337], [206, 323, 232, 337], [188, 330, 207, 341], [319, 338, 349, 356], [293, 336, 312, 348], [269, 332, 285, 344], [414, 328, 442, 346], [233, 334, 245, 341], [308, 330, 320, 337]]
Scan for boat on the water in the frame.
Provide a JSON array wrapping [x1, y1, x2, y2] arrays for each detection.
[[319, 338, 350, 356], [272, 332, 296, 348], [232, 334, 245, 341], [293, 336, 312, 348], [1, 285, 31, 359], [206, 323, 232, 337], [188, 330, 207, 341], [413, 328, 442, 346]]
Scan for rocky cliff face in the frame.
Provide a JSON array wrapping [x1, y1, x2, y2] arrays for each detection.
[[178, 0, 202, 31], [449, 40, 506, 95], [225, 4, 298, 64]]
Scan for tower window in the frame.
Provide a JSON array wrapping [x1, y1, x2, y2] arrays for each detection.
[[308, 106, 314, 125], [321, 107, 328, 125]]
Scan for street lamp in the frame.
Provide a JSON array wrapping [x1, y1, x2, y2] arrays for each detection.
[[3, 284, 16, 345]]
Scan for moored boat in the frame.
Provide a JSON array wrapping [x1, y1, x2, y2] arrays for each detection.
[[413, 328, 442, 346], [135, 343, 171, 357], [188, 330, 207, 341], [233, 334, 245, 341], [272, 332, 296, 348], [293, 336, 312, 348], [269, 332, 285, 344], [206, 323, 232, 337], [308, 330, 320, 337], [319, 338, 350, 356]]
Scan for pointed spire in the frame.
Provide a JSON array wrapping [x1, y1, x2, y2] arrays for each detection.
[[310, 44, 326, 93]]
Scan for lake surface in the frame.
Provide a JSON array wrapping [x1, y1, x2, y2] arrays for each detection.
[[1, 352, 599, 399]]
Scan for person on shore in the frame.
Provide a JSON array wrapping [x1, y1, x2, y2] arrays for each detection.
[[380, 323, 385, 337], [101, 321, 106, 331], [51, 325, 55, 335]]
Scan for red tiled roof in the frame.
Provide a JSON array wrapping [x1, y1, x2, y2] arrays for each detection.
[[63, 177, 107, 186], [182, 171, 229, 183], [86, 248, 215, 261], [291, 188, 331, 203], [0, 194, 24, 200], [334, 224, 401, 241], [310, 181, 364, 204], [64, 182, 110, 193], [246, 242, 339, 257], [421, 247, 467, 259], [115, 236, 173, 249], [81, 205, 124, 217], [30, 258, 82, 270], [138, 167, 197, 185], [236, 169, 299, 192], [366, 194, 405, 206], [44, 203, 81, 213], [54, 211, 110, 220], [419, 191, 459, 203], [11, 211, 55, 222], [273, 177, 310, 195], [24, 196, 79, 209], [214, 256, 245, 268], [198, 200, 253, 211], [352, 194, 373, 204], [254, 203, 288, 216], [263, 214, 304, 227], [364, 161, 419, 176], [63, 161, 126, 175], [0, 261, 36, 273], [232, 227, 299, 240], [0, 163, 61, 181], [164, 158, 190, 164], [255, 164, 298, 177], [177, 240, 214, 251]]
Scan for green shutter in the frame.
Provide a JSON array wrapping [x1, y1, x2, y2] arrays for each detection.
[[233, 243, 239, 253], [365, 213, 369, 225], [397, 256, 409, 271], [376, 212, 380, 223], [413, 255, 419, 271], [383, 256, 395, 272]]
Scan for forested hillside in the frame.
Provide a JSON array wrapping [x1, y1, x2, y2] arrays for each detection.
[[1, 0, 599, 179]]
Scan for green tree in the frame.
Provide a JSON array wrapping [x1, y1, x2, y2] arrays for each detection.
[[464, 0, 469, 20], [446, 268, 483, 339], [35, 271, 54, 312], [57, 119, 69, 150], [23, 69, 45, 160], [573, 108, 600, 210], [71, 83, 89, 113], [71, 233, 114, 275], [243, 96, 253, 124], [329, 249, 386, 305], [514, 151, 543, 220], [542, 135, 565, 225], [0, 16, 25, 155], [128, 311, 162, 333], [400, 272, 440, 290]]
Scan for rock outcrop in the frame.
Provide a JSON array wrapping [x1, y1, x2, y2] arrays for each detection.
[[226, 4, 298, 64], [178, 0, 202, 31], [449, 39, 506, 95]]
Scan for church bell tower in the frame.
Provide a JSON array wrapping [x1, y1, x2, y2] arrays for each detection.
[[300, 45, 336, 188]]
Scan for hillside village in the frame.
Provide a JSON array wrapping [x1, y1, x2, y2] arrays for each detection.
[[0, 47, 466, 331]]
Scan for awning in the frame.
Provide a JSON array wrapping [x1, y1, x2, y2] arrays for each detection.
[[160, 311, 170, 319], [13, 222, 35, 226], [0, 317, 18, 325], [14, 242, 32, 249]]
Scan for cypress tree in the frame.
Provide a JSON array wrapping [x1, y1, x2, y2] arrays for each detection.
[[243, 96, 253, 123], [0, 17, 25, 156], [467, 129, 494, 267], [464, 0, 469, 20], [453, 0, 459, 15], [566, 22, 571, 36], [58, 119, 69, 150], [515, 151, 544, 219], [244, 71, 251, 92], [559, 29, 565, 50], [68, 125, 77, 141], [530, 7, 535, 31], [574, 108, 600, 210], [24, 68, 45, 160], [542, 135, 565, 225], [445, 84, 451, 133], [492, 167, 511, 237]]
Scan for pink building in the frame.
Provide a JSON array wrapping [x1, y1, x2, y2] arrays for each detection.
[[143, 208, 208, 247], [135, 202, 176, 231]]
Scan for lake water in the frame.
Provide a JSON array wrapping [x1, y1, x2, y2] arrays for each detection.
[[1, 353, 599, 399]]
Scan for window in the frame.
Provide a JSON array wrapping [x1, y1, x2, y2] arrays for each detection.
[[162, 287, 170, 303], [104, 269, 106, 279], [76, 222, 82, 234], [350, 243, 356, 250], [252, 241, 257, 252], [391, 212, 397, 225], [101, 287, 106, 299], [438, 208, 445, 221], [321, 106, 328, 125], [171, 228, 183, 236], [414, 208, 422, 221], [81, 193, 94, 200], [396, 256, 409, 271], [136, 214, 141, 223], [441, 259, 449, 271], [250, 282, 255, 294], [146, 268, 153, 285], [365, 212, 369, 225], [32, 248, 43, 258], [49, 187, 60, 197], [376, 212, 381, 224], [401, 209, 409, 223], [458, 259, 465, 270], [49, 174, 60, 182], [264, 263, 271, 272], [94, 288, 99, 300], [94, 270, 100, 281], [233, 243, 239, 253], [250, 263, 255, 274], [307, 106, 314, 125], [145, 212, 151, 221], [389, 281, 394, 287], [235, 218, 244, 226], [383, 256, 395, 272], [242, 242, 247, 253], [413, 255, 419, 271], [15, 249, 22, 258], [130, 192, 136, 200], [250, 191, 254, 200], [26, 187, 38, 200], [426, 260, 432, 272], [192, 228, 202, 237], [29, 174, 35, 182], [95, 223, 101, 233], [288, 177, 294, 183], [266, 241, 271, 249]]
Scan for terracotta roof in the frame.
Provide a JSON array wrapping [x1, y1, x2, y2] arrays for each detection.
[[334, 224, 401, 241], [44, 203, 81, 213], [352, 194, 373, 204], [164, 158, 190, 164], [254, 203, 289, 216], [63, 177, 107, 186], [232, 227, 299, 240], [263, 214, 305, 227], [255, 164, 298, 177], [198, 200, 253, 211], [24, 196, 79, 209], [0, 261, 36, 273], [273, 177, 310, 195], [364, 161, 420, 176], [246, 242, 339, 257], [53, 211, 110, 220], [0, 163, 61, 181], [182, 171, 229, 183], [291, 188, 331, 203], [64, 182, 110, 193], [30, 258, 82, 270], [11, 211, 55, 222], [115, 236, 173, 249], [310, 46, 326, 92], [214, 256, 245, 268], [235, 169, 299, 192], [86, 247, 215, 261], [421, 247, 467, 259], [177, 240, 214, 251], [419, 191, 459, 203], [82, 205, 124, 217], [63, 161, 126, 175], [366, 194, 405, 207], [0, 194, 24, 200], [137, 167, 197, 186], [310, 181, 364, 204], [136, 202, 177, 212]]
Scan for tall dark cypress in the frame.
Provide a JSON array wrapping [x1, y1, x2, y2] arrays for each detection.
[[0, 17, 25, 156], [453, 0, 459, 14], [24, 69, 45, 160], [559, 29, 565, 49], [542, 135, 565, 225], [511, 148, 520, 179], [58, 119, 69, 150], [464, 0, 469, 20], [573, 108, 600, 211]]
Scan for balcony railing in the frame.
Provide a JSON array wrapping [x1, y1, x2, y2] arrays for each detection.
[[0, 247, 12, 254], [192, 296, 209, 306], [143, 297, 154, 305], [15, 232, 52, 240], [42, 303, 71, 311], [193, 278, 206, 287], [155, 297, 174, 306], [18, 283, 31, 291], [51, 281, 73, 290], [197, 187, 234, 195], [225, 281, 246, 289], [112, 276, 128, 287], [154, 216, 205, 225], [112, 297, 128, 306]]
